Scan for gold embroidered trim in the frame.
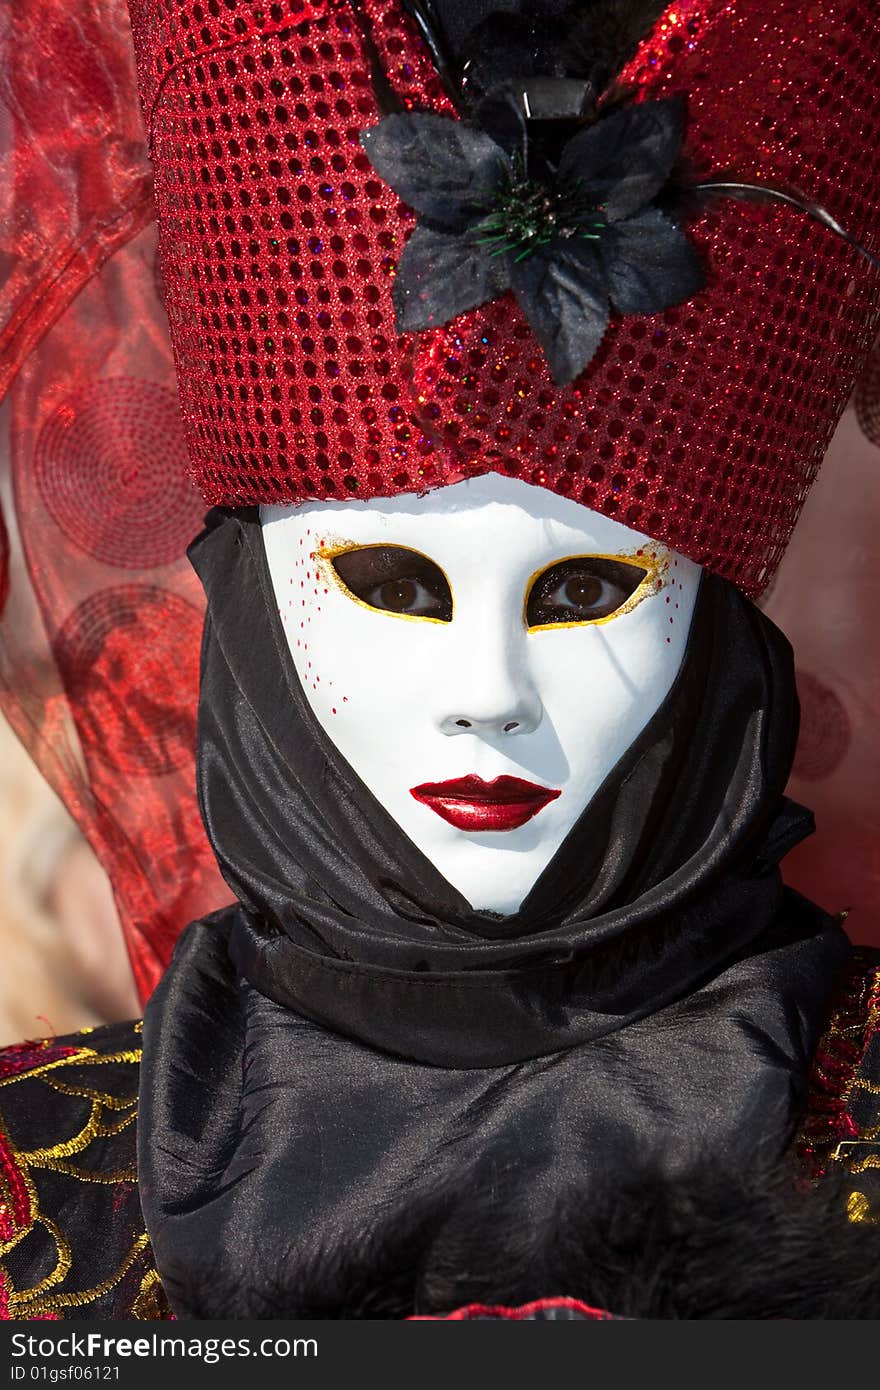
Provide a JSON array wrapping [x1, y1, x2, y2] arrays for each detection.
[[20, 1098, 138, 1165], [97, 1108, 138, 1137], [11, 1234, 151, 1318], [0, 1048, 140, 1089], [798, 959, 880, 1181], [26, 1158, 138, 1183], [9, 1216, 74, 1300], [853, 1074, 880, 1097], [0, 1050, 96, 1088], [0, 1112, 39, 1254], [847, 1153, 880, 1174], [847, 1191, 880, 1225], [21, 1101, 102, 1162], [0, 1035, 158, 1318], [132, 1266, 171, 1320], [44, 1076, 138, 1109]]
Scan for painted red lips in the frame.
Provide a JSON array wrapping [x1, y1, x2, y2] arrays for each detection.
[[410, 775, 561, 831]]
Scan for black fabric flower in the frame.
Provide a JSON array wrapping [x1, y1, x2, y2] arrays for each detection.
[[361, 98, 705, 386]]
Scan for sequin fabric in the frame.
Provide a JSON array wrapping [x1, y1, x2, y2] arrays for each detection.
[[127, 0, 880, 595]]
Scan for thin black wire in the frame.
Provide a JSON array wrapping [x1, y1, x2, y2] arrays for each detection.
[[343, 5, 880, 279], [400, 0, 463, 105], [345, 0, 404, 114], [694, 180, 880, 272]]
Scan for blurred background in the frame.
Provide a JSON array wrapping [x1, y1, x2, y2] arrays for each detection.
[[0, 709, 139, 1045]]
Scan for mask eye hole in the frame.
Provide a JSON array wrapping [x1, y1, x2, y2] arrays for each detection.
[[330, 545, 453, 622], [526, 556, 649, 629]]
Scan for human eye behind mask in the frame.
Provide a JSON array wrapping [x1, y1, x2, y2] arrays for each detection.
[[525, 556, 651, 629], [328, 545, 453, 622], [333, 546, 652, 629]]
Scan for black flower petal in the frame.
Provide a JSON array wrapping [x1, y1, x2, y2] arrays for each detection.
[[558, 98, 684, 222], [360, 114, 508, 230], [600, 208, 705, 315], [392, 224, 512, 332], [509, 241, 610, 386]]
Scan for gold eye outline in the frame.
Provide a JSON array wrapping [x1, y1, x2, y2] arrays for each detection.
[[524, 549, 669, 632], [312, 540, 455, 625]]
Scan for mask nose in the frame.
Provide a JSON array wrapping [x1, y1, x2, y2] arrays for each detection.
[[436, 631, 543, 738]]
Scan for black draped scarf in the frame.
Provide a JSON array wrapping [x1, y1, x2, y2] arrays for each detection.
[[139, 508, 850, 1318]]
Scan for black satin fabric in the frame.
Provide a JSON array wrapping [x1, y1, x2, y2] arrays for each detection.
[[139, 507, 850, 1317]]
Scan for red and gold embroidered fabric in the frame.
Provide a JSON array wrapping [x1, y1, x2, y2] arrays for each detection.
[[799, 952, 880, 1223], [0, 1022, 169, 1320]]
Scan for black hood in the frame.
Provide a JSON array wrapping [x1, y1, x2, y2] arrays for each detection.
[[138, 506, 849, 1319], [186, 507, 844, 1067]]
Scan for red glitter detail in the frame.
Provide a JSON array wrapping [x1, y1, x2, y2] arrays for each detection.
[[128, 0, 880, 596], [0, 1105, 36, 1238], [0, 1038, 80, 1081], [409, 1295, 619, 1320]]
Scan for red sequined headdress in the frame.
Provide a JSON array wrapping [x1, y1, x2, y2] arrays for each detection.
[[127, 0, 880, 597]]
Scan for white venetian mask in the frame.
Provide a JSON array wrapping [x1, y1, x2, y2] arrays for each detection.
[[261, 473, 701, 914]]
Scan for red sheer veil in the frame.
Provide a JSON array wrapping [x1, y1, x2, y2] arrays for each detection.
[[0, 0, 228, 1002]]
